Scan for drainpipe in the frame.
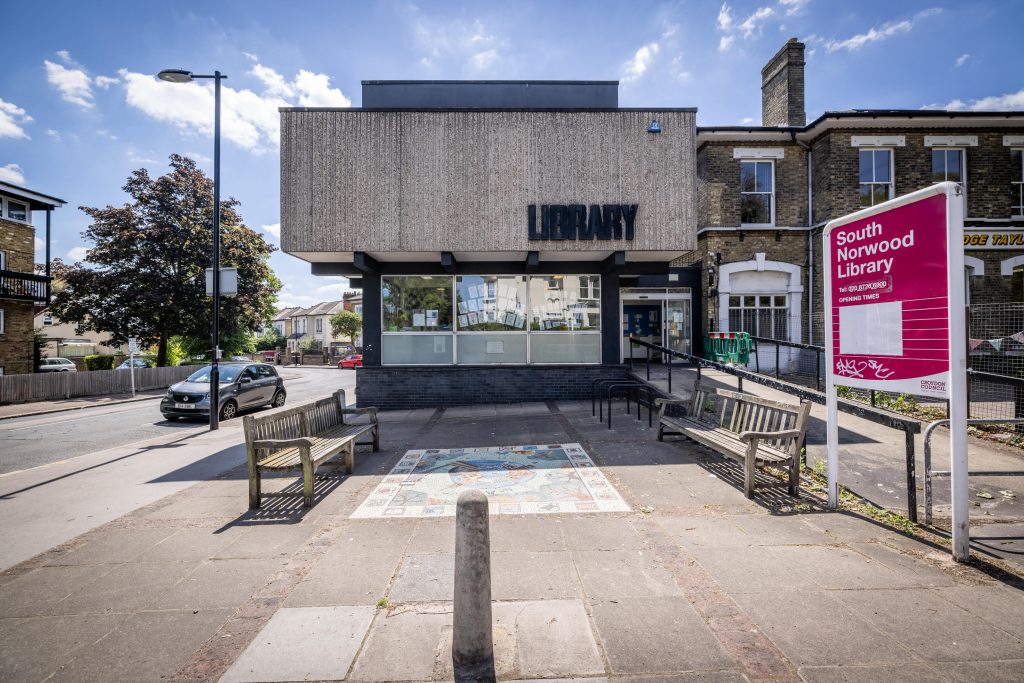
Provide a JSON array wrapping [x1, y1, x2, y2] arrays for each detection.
[[792, 131, 813, 344]]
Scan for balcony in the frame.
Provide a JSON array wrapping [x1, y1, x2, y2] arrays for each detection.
[[0, 269, 49, 303]]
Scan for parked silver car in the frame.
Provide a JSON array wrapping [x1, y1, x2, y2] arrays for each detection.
[[160, 362, 286, 421], [37, 358, 77, 372]]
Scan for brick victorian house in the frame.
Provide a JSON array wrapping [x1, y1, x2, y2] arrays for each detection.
[[689, 39, 1024, 346], [0, 182, 64, 375]]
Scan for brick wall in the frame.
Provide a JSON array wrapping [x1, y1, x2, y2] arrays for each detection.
[[811, 128, 1024, 224], [0, 218, 38, 375], [696, 142, 808, 228], [760, 39, 805, 128], [355, 365, 631, 410], [697, 230, 811, 340]]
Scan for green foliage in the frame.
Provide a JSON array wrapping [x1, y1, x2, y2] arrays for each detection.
[[84, 354, 115, 371], [165, 336, 190, 367], [299, 336, 321, 352], [255, 328, 286, 351], [48, 154, 281, 367], [221, 330, 257, 355], [329, 310, 362, 346]]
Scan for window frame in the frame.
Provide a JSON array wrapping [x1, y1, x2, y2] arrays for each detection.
[[0, 308, 5, 335], [3, 198, 30, 223], [727, 293, 790, 341], [739, 159, 775, 227], [380, 274, 602, 366], [858, 148, 895, 208], [932, 146, 967, 208], [1012, 148, 1024, 219]]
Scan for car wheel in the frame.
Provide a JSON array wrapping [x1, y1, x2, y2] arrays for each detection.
[[272, 390, 286, 408], [219, 400, 238, 421]]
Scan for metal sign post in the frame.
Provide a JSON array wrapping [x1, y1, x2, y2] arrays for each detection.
[[823, 183, 967, 560], [128, 337, 138, 398]]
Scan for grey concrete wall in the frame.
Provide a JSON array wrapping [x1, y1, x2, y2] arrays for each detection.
[[281, 109, 697, 256]]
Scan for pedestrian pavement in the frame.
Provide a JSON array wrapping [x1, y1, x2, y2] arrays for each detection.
[[638, 364, 1024, 570], [1, 400, 1023, 682]]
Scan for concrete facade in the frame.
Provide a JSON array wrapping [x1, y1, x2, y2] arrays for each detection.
[[281, 108, 697, 260]]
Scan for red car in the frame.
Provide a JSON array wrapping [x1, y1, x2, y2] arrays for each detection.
[[338, 354, 363, 369]]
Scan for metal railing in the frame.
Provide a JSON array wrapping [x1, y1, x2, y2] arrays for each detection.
[[923, 418, 1024, 525], [0, 269, 49, 303], [628, 335, 924, 521]]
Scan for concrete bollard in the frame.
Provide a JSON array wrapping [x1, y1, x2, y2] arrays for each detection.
[[452, 489, 495, 683]]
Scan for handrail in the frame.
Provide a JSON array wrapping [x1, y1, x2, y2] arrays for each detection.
[[0, 269, 50, 303], [630, 334, 922, 522], [923, 418, 1024, 525], [749, 335, 824, 352]]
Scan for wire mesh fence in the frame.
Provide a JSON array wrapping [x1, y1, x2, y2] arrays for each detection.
[[745, 303, 1024, 425]]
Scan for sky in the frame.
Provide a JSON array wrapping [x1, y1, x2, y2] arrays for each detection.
[[1, 0, 1022, 309]]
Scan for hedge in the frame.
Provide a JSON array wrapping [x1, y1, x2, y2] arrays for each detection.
[[83, 354, 116, 371]]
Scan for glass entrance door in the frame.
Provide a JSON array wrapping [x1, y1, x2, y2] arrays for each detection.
[[665, 298, 691, 361]]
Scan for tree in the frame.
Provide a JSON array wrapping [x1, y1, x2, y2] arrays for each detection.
[[255, 328, 286, 351], [330, 310, 362, 347], [49, 154, 281, 366]]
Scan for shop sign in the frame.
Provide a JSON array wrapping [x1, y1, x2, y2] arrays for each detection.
[[963, 229, 1024, 249], [528, 204, 638, 241]]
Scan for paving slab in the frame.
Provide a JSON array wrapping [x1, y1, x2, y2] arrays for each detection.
[[588, 596, 737, 674], [348, 604, 450, 681], [942, 660, 1024, 683], [0, 613, 126, 681], [284, 550, 403, 607], [490, 550, 578, 600], [389, 553, 454, 602], [504, 600, 604, 679], [490, 516, 566, 552], [0, 564, 114, 617], [562, 516, 644, 550], [935, 584, 1024, 640], [406, 519, 457, 554], [212, 524, 318, 560], [797, 664, 949, 683], [134, 527, 250, 564], [152, 557, 284, 610], [730, 590, 918, 667], [44, 527, 179, 566], [51, 608, 233, 683], [572, 549, 681, 599], [52, 559, 199, 615], [220, 606, 375, 682], [833, 588, 1024, 662]]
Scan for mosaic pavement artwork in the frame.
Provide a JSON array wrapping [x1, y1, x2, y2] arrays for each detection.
[[351, 443, 630, 518]]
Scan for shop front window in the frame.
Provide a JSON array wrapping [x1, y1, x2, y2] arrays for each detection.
[[382, 276, 454, 364], [528, 275, 601, 363], [455, 275, 528, 364]]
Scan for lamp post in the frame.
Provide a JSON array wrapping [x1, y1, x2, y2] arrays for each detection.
[[158, 68, 227, 431]]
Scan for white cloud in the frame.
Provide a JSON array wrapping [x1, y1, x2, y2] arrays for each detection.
[[931, 87, 1024, 112], [739, 7, 775, 38], [670, 55, 692, 82], [94, 75, 118, 89], [717, 3, 733, 31], [242, 51, 260, 62], [35, 237, 45, 253], [719, 35, 735, 52], [412, 17, 504, 74], [470, 49, 500, 72], [778, 0, 810, 16], [621, 42, 660, 83], [45, 58, 95, 109], [826, 8, 942, 52], [0, 99, 32, 139], [740, 117, 755, 124], [183, 151, 212, 164], [0, 163, 26, 184], [955, 53, 970, 68], [46, 128, 61, 141], [119, 62, 351, 152], [261, 223, 281, 238], [67, 246, 89, 262]]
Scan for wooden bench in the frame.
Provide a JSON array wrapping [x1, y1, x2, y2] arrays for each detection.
[[656, 382, 811, 499], [242, 389, 379, 509]]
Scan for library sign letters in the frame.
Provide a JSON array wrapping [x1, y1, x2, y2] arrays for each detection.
[[528, 204, 638, 241], [826, 192, 953, 398]]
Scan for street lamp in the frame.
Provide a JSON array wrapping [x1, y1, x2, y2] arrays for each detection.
[[158, 68, 228, 431]]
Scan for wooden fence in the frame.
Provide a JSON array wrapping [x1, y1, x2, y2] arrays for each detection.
[[0, 365, 196, 405]]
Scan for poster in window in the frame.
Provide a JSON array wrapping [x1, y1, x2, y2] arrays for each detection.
[[426, 310, 439, 327], [413, 310, 426, 327]]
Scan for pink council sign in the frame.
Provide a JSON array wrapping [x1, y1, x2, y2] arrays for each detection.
[[825, 192, 951, 398]]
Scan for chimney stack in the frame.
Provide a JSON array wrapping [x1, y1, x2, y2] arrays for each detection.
[[761, 38, 805, 127]]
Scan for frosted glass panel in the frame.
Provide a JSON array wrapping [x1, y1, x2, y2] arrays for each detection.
[[456, 333, 527, 364], [530, 333, 601, 363], [382, 335, 453, 364]]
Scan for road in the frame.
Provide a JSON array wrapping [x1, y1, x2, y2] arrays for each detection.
[[0, 366, 355, 476]]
